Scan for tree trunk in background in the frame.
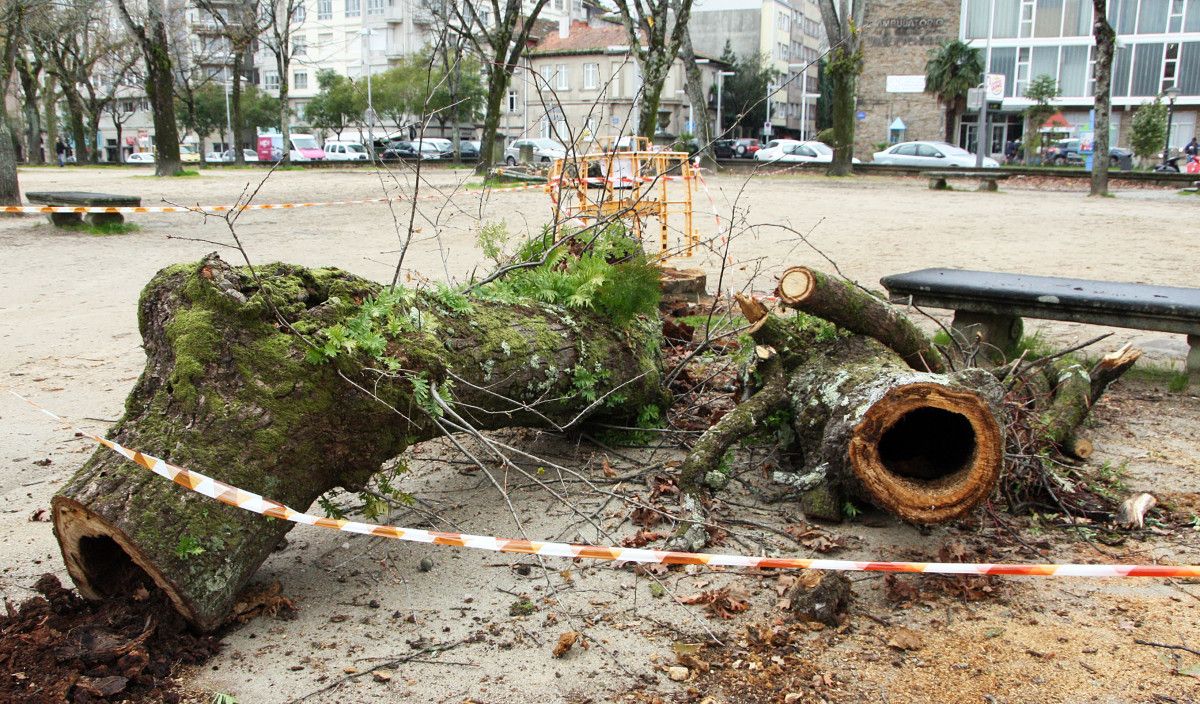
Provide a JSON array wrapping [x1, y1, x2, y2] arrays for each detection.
[[479, 73, 508, 173], [0, 116, 19, 205], [279, 71, 291, 166], [231, 52, 245, 165], [678, 22, 713, 163], [826, 53, 858, 176], [17, 61, 43, 165], [116, 0, 182, 176], [1091, 0, 1116, 197], [52, 254, 664, 631], [63, 84, 88, 164], [43, 79, 58, 160]]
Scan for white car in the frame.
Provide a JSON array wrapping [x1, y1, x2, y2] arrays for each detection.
[[504, 138, 567, 165], [412, 138, 453, 158], [753, 139, 804, 161], [323, 140, 370, 161], [217, 149, 259, 163], [126, 152, 154, 164], [873, 141, 999, 168], [754, 140, 861, 165]]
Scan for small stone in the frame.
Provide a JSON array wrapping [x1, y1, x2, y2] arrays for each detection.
[[667, 666, 689, 682], [785, 694, 803, 703], [418, 557, 434, 572], [373, 670, 393, 682]]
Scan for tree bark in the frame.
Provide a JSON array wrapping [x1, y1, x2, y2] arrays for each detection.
[[0, 115, 19, 205], [479, 72, 509, 173], [677, 17, 713, 163], [1091, 0, 1116, 197], [231, 52, 246, 165], [16, 58, 43, 165], [777, 266, 945, 373], [825, 49, 859, 176], [52, 254, 665, 631]]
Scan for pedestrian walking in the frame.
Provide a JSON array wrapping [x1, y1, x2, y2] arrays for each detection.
[[55, 139, 66, 167], [1185, 137, 1198, 158]]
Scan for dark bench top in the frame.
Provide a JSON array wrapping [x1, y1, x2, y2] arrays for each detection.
[[925, 171, 1010, 179], [26, 191, 142, 206], [881, 268, 1200, 336]]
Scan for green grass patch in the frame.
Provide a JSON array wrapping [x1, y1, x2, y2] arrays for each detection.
[[57, 221, 142, 236]]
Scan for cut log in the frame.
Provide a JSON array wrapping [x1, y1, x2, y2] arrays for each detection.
[[53, 254, 665, 631], [788, 337, 1005, 524], [776, 266, 945, 373]]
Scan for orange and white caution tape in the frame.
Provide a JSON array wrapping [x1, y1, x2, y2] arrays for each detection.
[[12, 390, 1199, 579]]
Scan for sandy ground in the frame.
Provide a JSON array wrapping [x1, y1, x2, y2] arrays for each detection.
[[1, 165, 1198, 703]]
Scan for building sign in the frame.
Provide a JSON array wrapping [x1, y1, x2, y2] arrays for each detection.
[[886, 75, 926, 93], [985, 74, 1006, 101], [867, 16, 952, 47]]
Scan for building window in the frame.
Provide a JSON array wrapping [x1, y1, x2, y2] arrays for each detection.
[[292, 36, 306, 56], [507, 89, 518, 112], [556, 63, 568, 90], [1169, 0, 1186, 31], [1162, 42, 1180, 93], [294, 3, 305, 22], [539, 64, 552, 88], [346, 0, 360, 17], [583, 62, 598, 89], [264, 71, 280, 90], [317, 0, 331, 20], [294, 70, 308, 89], [367, 0, 384, 15]]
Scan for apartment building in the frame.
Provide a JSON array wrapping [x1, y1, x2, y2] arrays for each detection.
[[523, 20, 725, 143], [689, 0, 828, 138]]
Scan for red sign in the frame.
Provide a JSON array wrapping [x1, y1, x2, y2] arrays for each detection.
[[257, 135, 275, 162]]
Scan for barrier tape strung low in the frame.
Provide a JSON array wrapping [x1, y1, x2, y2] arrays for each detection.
[[11, 390, 1199, 579]]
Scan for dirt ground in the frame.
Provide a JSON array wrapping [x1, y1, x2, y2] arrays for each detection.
[[1, 165, 1198, 703]]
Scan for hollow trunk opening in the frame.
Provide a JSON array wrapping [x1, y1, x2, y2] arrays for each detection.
[[877, 407, 976, 482]]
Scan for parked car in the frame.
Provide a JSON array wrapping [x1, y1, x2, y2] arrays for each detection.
[[258, 133, 326, 162], [753, 139, 803, 161], [126, 152, 155, 164], [210, 149, 259, 163], [323, 140, 370, 161], [458, 140, 480, 161], [178, 144, 201, 163], [1046, 138, 1134, 167], [756, 140, 860, 165], [504, 138, 567, 165], [872, 141, 1000, 168], [412, 138, 454, 159], [731, 138, 760, 158], [381, 140, 442, 161]]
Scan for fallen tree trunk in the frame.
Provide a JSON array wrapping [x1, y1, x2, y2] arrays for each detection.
[[53, 254, 664, 631]]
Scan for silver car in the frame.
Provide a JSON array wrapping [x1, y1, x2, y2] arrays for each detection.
[[504, 138, 567, 166], [872, 141, 999, 168]]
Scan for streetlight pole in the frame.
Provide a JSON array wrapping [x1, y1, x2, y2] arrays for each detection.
[[224, 64, 232, 155], [1162, 84, 1181, 167], [361, 27, 376, 161], [716, 70, 735, 138]]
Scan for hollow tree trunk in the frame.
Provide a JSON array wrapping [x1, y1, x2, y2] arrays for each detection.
[[786, 336, 1005, 523], [53, 254, 664, 631]]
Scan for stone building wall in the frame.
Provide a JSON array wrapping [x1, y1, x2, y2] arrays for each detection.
[[855, 0, 961, 157]]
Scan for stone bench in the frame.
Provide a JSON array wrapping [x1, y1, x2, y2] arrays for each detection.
[[880, 268, 1200, 375], [25, 191, 142, 227], [926, 171, 1010, 192]]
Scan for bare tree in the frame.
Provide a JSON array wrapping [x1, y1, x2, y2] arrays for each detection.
[[1090, 0, 1116, 197], [195, 0, 271, 165], [261, 0, 304, 166], [674, 0, 712, 159], [443, 0, 552, 172], [14, 32, 45, 165], [816, 0, 864, 176], [611, 0, 696, 140], [114, 0, 184, 175], [106, 96, 140, 163]]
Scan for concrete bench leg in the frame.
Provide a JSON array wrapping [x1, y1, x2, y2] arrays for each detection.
[[928, 177, 948, 190], [951, 311, 1024, 364], [84, 212, 125, 227], [977, 179, 1000, 192], [1188, 335, 1200, 379], [49, 212, 83, 227]]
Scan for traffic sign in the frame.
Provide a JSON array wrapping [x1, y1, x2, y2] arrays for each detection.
[[855, 110, 867, 121]]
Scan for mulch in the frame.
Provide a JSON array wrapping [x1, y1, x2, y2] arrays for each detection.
[[0, 574, 220, 703]]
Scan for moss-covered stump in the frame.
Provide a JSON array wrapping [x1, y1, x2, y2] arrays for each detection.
[[786, 337, 1005, 524], [53, 254, 665, 631]]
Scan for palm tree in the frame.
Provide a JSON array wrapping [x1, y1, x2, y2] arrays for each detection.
[[925, 40, 984, 144]]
